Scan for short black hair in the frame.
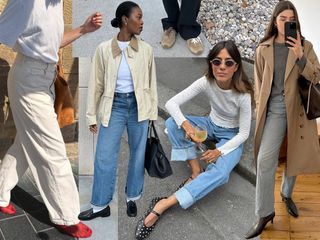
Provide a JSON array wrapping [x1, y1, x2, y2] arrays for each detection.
[[111, 1, 140, 28]]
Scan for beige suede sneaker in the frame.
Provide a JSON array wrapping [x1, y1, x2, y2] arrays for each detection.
[[187, 36, 204, 55], [161, 27, 177, 49]]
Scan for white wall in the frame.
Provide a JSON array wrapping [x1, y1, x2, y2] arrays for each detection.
[[291, 0, 320, 127], [291, 0, 320, 56]]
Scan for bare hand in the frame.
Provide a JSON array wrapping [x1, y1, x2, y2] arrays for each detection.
[[82, 12, 103, 34], [89, 124, 98, 134], [200, 149, 221, 163], [286, 31, 303, 59]]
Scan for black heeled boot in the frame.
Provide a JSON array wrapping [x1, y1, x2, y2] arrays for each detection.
[[245, 212, 275, 239]]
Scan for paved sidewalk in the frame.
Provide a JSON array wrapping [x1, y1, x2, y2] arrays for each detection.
[[0, 142, 78, 240], [117, 117, 258, 240]]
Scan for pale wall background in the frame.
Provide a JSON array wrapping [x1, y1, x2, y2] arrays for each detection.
[[0, 0, 79, 158]]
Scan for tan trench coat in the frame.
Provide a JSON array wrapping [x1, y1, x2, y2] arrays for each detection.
[[254, 36, 320, 176]]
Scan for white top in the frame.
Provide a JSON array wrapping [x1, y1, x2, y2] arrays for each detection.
[[165, 76, 252, 155], [0, 0, 64, 63], [115, 40, 134, 93]]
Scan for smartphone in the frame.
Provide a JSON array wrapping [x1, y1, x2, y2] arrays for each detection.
[[285, 21, 297, 47]]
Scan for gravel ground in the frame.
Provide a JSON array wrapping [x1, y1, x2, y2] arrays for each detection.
[[199, 0, 278, 59]]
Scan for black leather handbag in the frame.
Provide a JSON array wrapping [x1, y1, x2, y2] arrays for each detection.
[[144, 121, 173, 179], [298, 75, 320, 120]]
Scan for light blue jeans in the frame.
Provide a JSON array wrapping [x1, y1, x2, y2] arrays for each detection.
[[91, 92, 148, 207], [255, 94, 296, 217], [165, 116, 244, 209]]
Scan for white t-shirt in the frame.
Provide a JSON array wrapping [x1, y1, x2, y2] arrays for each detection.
[[115, 40, 134, 93], [0, 0, 64, 63], [165, 76, 252, 155]]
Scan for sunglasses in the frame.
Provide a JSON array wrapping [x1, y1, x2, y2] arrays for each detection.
[[210, 58, 237, 68]]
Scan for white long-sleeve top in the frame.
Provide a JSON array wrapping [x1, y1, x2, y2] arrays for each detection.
[[165, 76, 252, 155]]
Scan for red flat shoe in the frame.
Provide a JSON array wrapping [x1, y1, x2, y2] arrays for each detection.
[[55, 221, 92, 238], [0, 203, 16, 215]]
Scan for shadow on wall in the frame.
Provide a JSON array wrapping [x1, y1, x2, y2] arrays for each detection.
[[0, 58, 15, 159]]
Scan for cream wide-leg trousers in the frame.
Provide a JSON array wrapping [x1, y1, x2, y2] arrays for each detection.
[[0, 53, 80, 225]]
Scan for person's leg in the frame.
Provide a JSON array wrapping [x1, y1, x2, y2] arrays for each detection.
[[161, 0, 179, 49], [178, 0, 203, 55], [161, 0, 180, 31], [255, 97, 287, 218], [165, 116, 214, 179], [143, 131, 242, 227], [7, 55, 80, 225], [281, 166, 296, 198], [90, 97, 127, 208], [280, 163, 299, 217], [143, 195, 178, 227], [176, 140, 243, 209], [178, 0, 202, 40], [0, 136, 28, 208], [125, 96, 148, 201]]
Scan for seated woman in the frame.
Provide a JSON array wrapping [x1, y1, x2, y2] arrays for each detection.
[[135, 40, 253, 239]]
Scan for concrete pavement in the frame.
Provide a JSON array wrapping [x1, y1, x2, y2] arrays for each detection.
[[117, 117, 258, 240]]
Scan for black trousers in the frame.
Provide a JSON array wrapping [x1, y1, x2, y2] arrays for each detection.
[[161, 0, 201, 40]]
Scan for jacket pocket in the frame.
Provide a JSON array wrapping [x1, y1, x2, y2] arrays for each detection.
[[98, 96, 112, 123], [142, 88, 152, 116]]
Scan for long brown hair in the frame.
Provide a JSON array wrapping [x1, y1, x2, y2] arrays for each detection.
[[205, 40, 254, 100], [260, 0, 304, 44]]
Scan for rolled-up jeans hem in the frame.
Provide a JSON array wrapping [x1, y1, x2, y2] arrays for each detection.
[[51, 218, 80, 226], [91, 203, 108, 210], [126, 194, 142, 201], [171, 145, 197, 161], [90, 200, 111, 207], [175, 187, 194, 209]]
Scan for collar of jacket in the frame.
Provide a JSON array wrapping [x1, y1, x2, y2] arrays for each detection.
[[258, 35, 300, 83], [258, 36, 276, 47], [111, 35, 139, 58]]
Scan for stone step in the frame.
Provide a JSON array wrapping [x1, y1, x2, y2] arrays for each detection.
[[118, 116, 257, 240]]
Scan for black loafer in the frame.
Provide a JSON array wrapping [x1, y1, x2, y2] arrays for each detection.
[[127, 201, 137, 217], [78, 205, 110, 221], [281, 193, 299, 218]]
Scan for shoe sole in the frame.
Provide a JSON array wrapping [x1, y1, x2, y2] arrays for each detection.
[[78, 211, 110, 221], [161, 42, 175, 49], [127, 212, 137, 217]]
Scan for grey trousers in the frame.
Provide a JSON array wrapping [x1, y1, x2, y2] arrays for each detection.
[[0, 54, 80, 225], [255, 95, 296, 217]]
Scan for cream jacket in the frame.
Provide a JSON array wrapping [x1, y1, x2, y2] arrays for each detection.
[[86, 36, 158, 127]]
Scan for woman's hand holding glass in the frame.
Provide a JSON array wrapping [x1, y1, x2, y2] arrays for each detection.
[[182, 121, 221, 162], [194, 125, 208, 153], [181, 121, 199, 142]]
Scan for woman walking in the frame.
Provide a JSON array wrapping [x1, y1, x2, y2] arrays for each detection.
[[0, 0, 102, 238]]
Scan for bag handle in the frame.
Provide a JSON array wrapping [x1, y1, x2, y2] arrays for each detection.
[[306, 83, 312, 114], [148, 121, 159, 140]]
